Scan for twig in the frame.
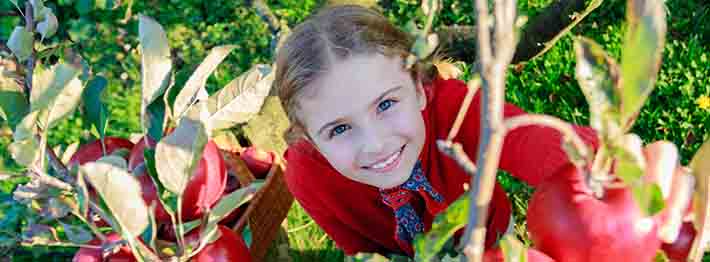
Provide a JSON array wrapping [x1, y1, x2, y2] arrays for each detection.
[[452, 0, 518, 262], [21, 241, 102, 249], [250, 0, 281, 35], [436, 0, 601, 65], [28, 171, 72, 192], [0, 11, 20, 16], [436, 140, 478, 176], [250, 0, 287, 56], [521, 0, 603, 62], [447, 78, 480, 141]]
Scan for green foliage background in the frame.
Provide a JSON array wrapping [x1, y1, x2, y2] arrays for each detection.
[[1, 0, 708, 261]]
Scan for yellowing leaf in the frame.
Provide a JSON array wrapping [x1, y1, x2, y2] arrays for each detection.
[[30, 64, 80, 113], [154, 116, 207, 195], [206, 64, 273, 132], [7, 27, 33, 62], [36, 9, 58, 41], [139, 15, 172, 135], [82, 161, 149, 238], [9, 138, 40, 167], [173, 45, 236, 120], [620, 0, 666, 129], [434, 59, 463, 80]]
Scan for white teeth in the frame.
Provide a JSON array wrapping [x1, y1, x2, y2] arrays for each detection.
[[370, 149, 400, 169]]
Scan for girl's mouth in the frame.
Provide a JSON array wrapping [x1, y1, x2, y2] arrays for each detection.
[[363, 145, 406, 172]]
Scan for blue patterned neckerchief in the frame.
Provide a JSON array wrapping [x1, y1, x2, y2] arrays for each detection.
[[379, 161, 445, 252]]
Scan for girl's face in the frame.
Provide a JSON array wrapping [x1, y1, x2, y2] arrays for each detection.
[[297, 53, 427, 189]]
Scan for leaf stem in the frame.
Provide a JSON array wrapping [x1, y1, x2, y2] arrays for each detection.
[[71, 209, 107, 242], [176, 196, 186, 257]]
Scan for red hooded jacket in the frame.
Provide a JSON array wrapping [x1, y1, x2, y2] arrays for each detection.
[[283, 77, 599, 256]]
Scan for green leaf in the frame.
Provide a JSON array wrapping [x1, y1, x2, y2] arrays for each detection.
[[44, 71, 84, 129], [146, 97, 167, 141], [620, 0, 666, 129], [75, 0, 92, 14], [40, 197, 71, 219], [615, 144, 664, 216], [414, 194, 469, 262], [242, 96, 290, 156], [138, 15, 172, 136], [7, 26, 33, 63], [82, 161, 149, 238], [97, 155, 128, 170], [143, 149, 178, 217], [60, 221, 92, 244], [9, 138, 40, 167], [67, 18, 94, 43], [0, 78, 29, 129], [31, 0, 47, 20], [30, 64, 80, 113], [94, 0, 116, 9], [173, 45, 236, 120], [206, 64, 273, 132], [499, 235, 528, 262], [206, 182, 262, 224], [154, 115, 207, 195], [689, 139, 710, 258], [411, 35, 437, 61], [82, 76, 108, 139], [13, 110, 39, 141], [573, 37, 622, 138], [36, 9, 58, 41], [631, 182, 665, 216]]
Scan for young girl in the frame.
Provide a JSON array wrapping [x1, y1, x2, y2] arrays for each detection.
[[272, 4, 601, 257]]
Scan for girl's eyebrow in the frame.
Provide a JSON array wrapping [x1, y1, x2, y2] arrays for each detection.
[[316, 85, 404, 137]]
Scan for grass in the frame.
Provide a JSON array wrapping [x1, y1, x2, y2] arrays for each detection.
[[1, 0, 708, 261]]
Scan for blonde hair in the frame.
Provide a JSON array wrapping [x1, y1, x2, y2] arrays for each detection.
[[274, 4, 438, 143]]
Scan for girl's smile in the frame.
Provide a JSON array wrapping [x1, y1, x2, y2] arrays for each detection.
[[363, 144, 405, 172], [296, 53, 428, 189]]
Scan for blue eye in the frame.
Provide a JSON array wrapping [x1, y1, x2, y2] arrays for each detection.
[[377, 99, 397, 113], [330, 124, 351, 138]]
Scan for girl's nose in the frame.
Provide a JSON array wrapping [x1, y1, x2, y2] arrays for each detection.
[[360, 123, 388, 156]]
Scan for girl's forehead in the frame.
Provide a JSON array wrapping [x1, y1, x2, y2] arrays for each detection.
[[294, 53, 415, 130], [303, 53, 410, 98]]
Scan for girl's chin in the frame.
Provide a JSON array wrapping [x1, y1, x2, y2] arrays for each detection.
[[368, 167, 414, 189]]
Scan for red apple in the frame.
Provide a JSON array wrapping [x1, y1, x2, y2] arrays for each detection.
[[73, 233, 136, 262], [128, 136, 156, 171], [240, 147, 274, 179], [69, 137, 134, 166], [483, 246, 555, 262], [128, 138, 227, 222], [661, 222, 696, 261], [181, 140, 228, 220], [527, 163, 662, 262], [186, 225, 252, 262], [134, 168, 170, 222]]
